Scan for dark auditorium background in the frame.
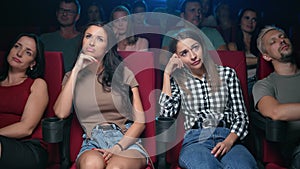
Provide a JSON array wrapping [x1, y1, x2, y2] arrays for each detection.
[[0, 0, 299, 50]]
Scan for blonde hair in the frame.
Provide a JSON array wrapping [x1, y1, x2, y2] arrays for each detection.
[[257, 25, 285, 54]]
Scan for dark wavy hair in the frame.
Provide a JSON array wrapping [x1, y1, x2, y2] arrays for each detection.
[[235, 8, 261, 57], [0, 33, 45, 81], [87, 0, 106, 22]]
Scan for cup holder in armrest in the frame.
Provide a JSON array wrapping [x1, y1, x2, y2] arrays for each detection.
[[42, 117, 64, 143], [265, 118, 287, 142], [156, 117, 177, 142]]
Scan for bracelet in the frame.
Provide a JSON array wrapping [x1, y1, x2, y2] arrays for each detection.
[[115, 143, 124, 151]]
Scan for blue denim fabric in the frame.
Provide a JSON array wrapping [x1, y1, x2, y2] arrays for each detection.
[[247, 76, 257, 96], [76, 123, 148, 162], [179, 127, 258, 169]]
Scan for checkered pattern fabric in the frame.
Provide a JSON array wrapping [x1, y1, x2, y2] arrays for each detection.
[[159, 65, 249, 139]]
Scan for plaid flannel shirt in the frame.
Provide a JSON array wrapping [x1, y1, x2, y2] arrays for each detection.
[[159, 65, 249, 139]]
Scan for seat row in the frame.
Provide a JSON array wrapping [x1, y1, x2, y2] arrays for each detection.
[[0, 50, 291, 169]]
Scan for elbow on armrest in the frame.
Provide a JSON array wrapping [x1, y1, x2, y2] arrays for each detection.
[[53, 103, 72, 119], [54, 109, 71, 119], [268, 108, 287, 121]]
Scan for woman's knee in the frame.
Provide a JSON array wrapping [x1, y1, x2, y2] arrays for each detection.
[[77, 151, 105, 169], [179, 155, 222, 169], [107, 153, 146, 169], [222, 145, 258, 169]]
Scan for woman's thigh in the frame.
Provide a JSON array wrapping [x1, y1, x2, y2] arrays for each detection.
[[179, 142, 223, 169], [0, 136, 47, 169], [107, 149, 147, 169], [221, 144, 258, 169]]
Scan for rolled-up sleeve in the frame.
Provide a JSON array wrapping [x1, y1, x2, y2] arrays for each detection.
[[159, 78, 181, 117]]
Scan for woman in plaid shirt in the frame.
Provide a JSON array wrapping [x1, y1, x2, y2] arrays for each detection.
[[159, 28, 257, 169]]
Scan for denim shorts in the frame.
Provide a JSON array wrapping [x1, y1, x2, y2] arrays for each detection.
[[77, 123, 148, 163]]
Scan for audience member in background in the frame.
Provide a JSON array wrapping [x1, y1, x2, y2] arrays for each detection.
[[86, 0, 106, 23], [149, 0, 181, 33], [253, 25, 300, 169], [110, 5, 149, 51], [159, 0, 227, 69], [159, 28, 257, 169], [54, 21, 147, 169], [0, 33, 48, 169], [121, 2, 132, 13], [40, 0, 81, 72], [228, 8, 261, 94], [214, 2, 236, 43], [132, 0, 151, 29], [200, 0, 218, 27]]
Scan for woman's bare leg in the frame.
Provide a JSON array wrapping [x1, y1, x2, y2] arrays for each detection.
[[77, 150, 106, 169], [106, 149, 147, 169]]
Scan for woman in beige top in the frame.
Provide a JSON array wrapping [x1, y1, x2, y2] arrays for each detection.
[[110, 5, 149, 51], [54, 22, 147, 169]]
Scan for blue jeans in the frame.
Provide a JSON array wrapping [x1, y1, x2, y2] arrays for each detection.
[[247, 75, 256, 96], [77, 123, 148, 163], [179, 127, 258, 169]]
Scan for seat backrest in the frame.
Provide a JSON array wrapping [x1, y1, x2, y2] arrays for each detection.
[[43, 52, 65, 117], [256, 54, 274, 80], [118, 51, 157, 163], [134, 25, 163, 50], [210, 50, 250, 111], [41, 52, 65, 167]]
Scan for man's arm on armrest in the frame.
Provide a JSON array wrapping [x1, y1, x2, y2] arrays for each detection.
[[257, 96, 300, 121]]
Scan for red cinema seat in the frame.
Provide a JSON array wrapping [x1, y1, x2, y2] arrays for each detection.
[[134, 25, 163, 49], [250, 54, 300, 169], [42, 52, 65, 169], [117, 51, 157, 168], [165, 50, 251, 169]]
